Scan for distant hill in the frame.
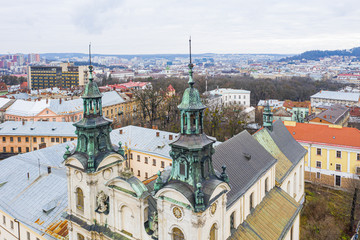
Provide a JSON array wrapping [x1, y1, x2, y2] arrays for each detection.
[[280, 46, 360, 61]]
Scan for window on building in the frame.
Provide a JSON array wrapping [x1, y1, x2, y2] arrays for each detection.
[[230, 211, 236, 233], [357, 153, 360, 161], [41, 137, 44, 143], [336, 151, 341, 158], [145, 157, 148, 164], [316, 161, 321, 168], [33, 137, 37, 142], [51, 138, 55, 142], [71, 138, 74, 141], [137, 155, 140, 161], [265, 177, 269, 194], [249, 192, 254, 212], [26, 147, 29, 152], [25, 137, 29, 142], [153, 159, 156, 166], [335, 175, 341, 187], [137, 170, 140, 177], [17, 137, 21, 142], [77, 233, 85, 240], [356, 167, 360, 175], [18, 147, 21, 153], [76, 188, 84, 211], [27, 231, 30, 240], [145, 172, 148, 179], [161, 161, 165, 168], [2, 137, 5, 142], [63, 138, 67, 142], [130, 153, 133, 160], [172, 227, 184, 240], [293, 173, 297, 198], [316, 172, 321, 179], [10, 220, 13, 229], [34, 147, 37, 150], [3, 215, 5, 224], [317, 148, 321, 155], [180, 162, 186, 176], [56, 138, 59, 143], [210, 224, 217, 240], [336, 164, 341, 171], [10, 147, 14, 153], [53, 118, 56, 122], [3, 147, 6, 152], [10, 137, 13, 142]]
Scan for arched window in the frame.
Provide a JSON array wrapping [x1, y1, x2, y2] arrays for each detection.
[[265, 177, 269, 194], [287, 180, 291, 195], [210, 223, 217, 240], [249, 192, 254, 212], [77, 233, 85, 240], [299, 165, 303, 191], [230, 211, 236, 233], [172, 227, 185, 240], [76, 188, 84, 211], [293, 173, 297, 198]]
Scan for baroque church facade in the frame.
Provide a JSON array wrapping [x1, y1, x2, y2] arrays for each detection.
[[64, 51, 305, 240]]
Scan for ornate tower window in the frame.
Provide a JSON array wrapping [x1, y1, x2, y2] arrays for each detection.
[[77, 233, 85, 240], [76, 187, 84, 211], [210, 223, 217, 240], [172, 227, 185, 240]]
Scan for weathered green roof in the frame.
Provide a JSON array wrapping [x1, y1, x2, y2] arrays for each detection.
[[228, 187, 302, 240], [82, 66, 102, 98], [177, 87, 206, 110], [253, 128, 293, 184], [83, 80, 102, 98]]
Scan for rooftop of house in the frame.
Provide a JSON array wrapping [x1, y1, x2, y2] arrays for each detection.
[[5, 91, 125, 117], [311, 90, 360, 102], [283, 100, 310, 109], [284, 121, 360, 149], [257, 99, 284, 108], [310, 104, 350, 124], [208, 88, 251, 95], [0, 121, 77, 137]]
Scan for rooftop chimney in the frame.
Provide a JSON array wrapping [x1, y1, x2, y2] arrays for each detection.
[[169, 135, 173, 140], [156, 132, 160, 137], [119, 129, 123, 134], [47, 166, 51, 174]]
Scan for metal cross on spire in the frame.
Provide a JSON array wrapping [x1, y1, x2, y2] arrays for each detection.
[[88, 42, 94, 81], [89, 42, 92, 66]]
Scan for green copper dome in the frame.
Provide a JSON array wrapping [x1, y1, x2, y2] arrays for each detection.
[[82, 65, 102, 99], [178, 87, 206, 110]]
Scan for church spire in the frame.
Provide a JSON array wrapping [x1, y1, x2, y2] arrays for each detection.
[[68, 44, 115, 173], [188, 36, 194, 86]]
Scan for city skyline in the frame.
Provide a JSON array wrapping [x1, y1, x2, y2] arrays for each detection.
[[1, 0, 360, 55]]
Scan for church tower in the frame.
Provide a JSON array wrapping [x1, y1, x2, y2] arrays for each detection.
[[263, 101, 273, 131], [153, 39, 230, 240], [64, 49, 126, 240]]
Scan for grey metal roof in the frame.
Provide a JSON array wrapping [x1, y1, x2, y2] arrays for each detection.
[[212, 130, 277, 207], [0, 121, 77, 137], [311, 90, 360, 102], [269, 120, 307, 165], [0, 141, 76, 239], [312, 104, 350, 124], [5, 91, 125, 117]]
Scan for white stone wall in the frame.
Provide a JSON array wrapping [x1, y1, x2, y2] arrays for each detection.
[[280, 158, 305, 203]]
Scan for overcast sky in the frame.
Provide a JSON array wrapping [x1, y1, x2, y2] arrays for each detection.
[[1, 0, 360, 55]]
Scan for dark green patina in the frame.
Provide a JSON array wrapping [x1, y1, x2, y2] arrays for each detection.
[[156, 53, 229, 212], [263, 101, 273, 131], [66, 65, 123, 172]]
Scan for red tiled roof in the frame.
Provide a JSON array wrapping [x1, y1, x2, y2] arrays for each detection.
[[167, 84, 175, 91], [350, 107, 360, 117], [284, 122, 360, 148], [283, 100, 310, 109]]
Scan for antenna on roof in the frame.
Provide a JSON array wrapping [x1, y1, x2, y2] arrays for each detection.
[[89, 42, 92, 66]]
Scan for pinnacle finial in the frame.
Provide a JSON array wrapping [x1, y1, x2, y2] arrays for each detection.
[[188, 37, 194, 87], [88, 42, 94, 81]]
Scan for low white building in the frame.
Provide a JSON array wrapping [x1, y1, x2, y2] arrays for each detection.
[[207, 88, 251, 107], [310, 90, 360, 107]]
